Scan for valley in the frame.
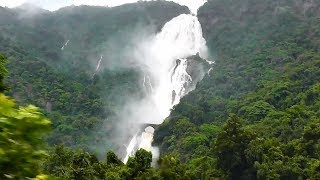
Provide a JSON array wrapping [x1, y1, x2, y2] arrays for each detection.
[[0, 0, 320, 179]]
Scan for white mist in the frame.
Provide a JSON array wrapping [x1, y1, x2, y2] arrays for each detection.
[[122, 1, 211, 163]]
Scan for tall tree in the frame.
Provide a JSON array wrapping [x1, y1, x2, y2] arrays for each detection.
[[0, 54, 8, 92], [127, 149, 152, 178], [0, 94, 51, 178], [214, 114, 255, 179]]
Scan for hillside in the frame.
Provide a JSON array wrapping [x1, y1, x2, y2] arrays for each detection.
[[0, 1, 188, 154], [154, 0, 320, 178]]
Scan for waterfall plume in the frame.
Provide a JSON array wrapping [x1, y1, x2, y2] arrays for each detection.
[[121, 1, 212, 163]]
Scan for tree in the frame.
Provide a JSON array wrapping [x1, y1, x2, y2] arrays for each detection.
[[0, 94, 51, 178], [43, 145, 74, 178], [0, 54, 8, 92], [127, 149, 152, 178], [188, 156, 224, 179], [106, 151, 123, 166], [44, 145, 108, 180], [70, 150, 100, 180], [157, 155, 193, 180], [301, 121, 320, 157], [214, 114, 256, 179]]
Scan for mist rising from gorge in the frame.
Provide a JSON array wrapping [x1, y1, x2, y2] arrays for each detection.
[[1, 0, 211, 160], [93, 1, 212, 161]]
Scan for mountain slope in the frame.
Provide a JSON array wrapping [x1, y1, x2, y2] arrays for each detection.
[[154, 0, 320, 178], [0, 1, 188, 154]]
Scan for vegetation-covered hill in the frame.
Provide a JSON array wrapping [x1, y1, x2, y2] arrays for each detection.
[[0, 1, 188, 154], [155, 0, 320, 178]]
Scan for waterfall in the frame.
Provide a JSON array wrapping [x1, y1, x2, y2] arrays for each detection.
[[92, 55, 103, 77], [122, 1, 211, 163], [61, 39, 70, 50], [170, 59, 192, 105], [123, 134, 138, 163], [143, 75, 154, 94], [207, 67, 213, 75]]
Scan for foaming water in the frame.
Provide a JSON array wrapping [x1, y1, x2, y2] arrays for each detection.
[[135, 14, 209, 125], [123, 134, 138, 163]]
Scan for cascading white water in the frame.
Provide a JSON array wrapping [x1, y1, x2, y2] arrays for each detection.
[[169, 58, 192, 105], [139, 14, 209, 124], [92, 55, 103, 77], [123, 1, 211, 163], [123, 134, 138, 163], [143, 75, 154, 94], [61, 39, 69, 50]]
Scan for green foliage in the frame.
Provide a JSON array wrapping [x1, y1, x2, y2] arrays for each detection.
[[156, 156, 193, 180], [0, 1, 188, 155], [187, 156, 220, 179], [44, 146, 163, 180], [127, 149, 152, 178], [214, 114, 255, 178], [0, 94, 51, 179], [106, 151, 123, 166], [44, 145, 107, 179], [155, 0, 320, 179], [0, 54, 7, 92], [43, 146, 202, 180]]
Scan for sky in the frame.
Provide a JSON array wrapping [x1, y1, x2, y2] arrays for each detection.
[[0, 0, 137, 10], [0, 0, 207, 14]]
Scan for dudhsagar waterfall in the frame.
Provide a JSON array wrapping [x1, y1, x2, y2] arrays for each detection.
[[122, 0, 212, 163]]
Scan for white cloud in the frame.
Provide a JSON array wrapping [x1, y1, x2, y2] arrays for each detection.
[[0, 0, 142, 10], [32, 0, 73, 10], [0, 0, 207, 13], [73, 0, 140, 7], [0, 0, 26, 8]]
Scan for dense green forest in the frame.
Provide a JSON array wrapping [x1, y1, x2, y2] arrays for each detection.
[[1, 0, 320, 179], [0, 54, 195, 179], [0, 1, 188, 155], [155, 0, 320, 179]]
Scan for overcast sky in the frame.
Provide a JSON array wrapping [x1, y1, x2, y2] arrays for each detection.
[[0, 0, 207, 13], [0, 0, 140, 10]]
